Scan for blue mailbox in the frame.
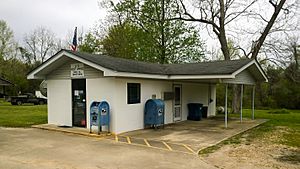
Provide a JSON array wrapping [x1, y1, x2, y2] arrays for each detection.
[[144, 99, 165, 129], [90, 101, 110, 134]]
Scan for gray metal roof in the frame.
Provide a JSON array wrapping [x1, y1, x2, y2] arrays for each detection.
[[66, 50, 253, 75]]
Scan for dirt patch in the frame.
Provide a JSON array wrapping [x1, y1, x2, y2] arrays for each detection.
[[202, 126, 300, 169]]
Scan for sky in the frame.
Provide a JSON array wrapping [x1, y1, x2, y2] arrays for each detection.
[[0, 0, 298, 62], [0, 0, 106, 43]]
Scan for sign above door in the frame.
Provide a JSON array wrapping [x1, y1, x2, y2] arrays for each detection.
[[71, 63, 84, 78]]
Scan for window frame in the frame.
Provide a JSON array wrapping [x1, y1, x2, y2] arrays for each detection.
[[127, 83, 141, 104]]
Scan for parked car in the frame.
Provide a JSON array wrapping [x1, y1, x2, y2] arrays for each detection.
[[10, 93, 47, 105]]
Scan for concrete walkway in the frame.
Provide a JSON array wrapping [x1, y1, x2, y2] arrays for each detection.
[[121, 117, 267, 152], [33, 117, 267, 155]]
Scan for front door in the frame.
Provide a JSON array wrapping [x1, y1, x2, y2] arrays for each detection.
[[72, 79, 86, 127], [174, 85, 182, 121]]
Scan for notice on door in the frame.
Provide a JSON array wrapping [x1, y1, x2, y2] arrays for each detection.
[[71, 63, 84, 78]]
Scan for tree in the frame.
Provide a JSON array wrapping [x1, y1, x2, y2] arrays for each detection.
[[0, 20, 17, 60], [102, 22, 158, 62], [172, 0, 298, 113], [105, 0, 206, 64], [23, 27, 57, 64], [262, 35, 300, 68], [173, 0, 297, 60], [80, 32, 103, 54]]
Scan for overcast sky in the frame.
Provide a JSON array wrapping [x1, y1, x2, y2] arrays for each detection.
[[0, 0, 106, 43]]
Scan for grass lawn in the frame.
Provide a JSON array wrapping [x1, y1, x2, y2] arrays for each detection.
[[0, 100, 47, 127], [199, 108, 300, 155]]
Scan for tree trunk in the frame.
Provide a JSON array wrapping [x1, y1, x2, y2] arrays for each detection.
[[293, 45, 299, 70], [231, 84, 241, 113], [160, 0, 166, 64], [218, 0, 230, 60]]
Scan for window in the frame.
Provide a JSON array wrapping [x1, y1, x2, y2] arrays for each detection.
[[127, 83, 141, 104]]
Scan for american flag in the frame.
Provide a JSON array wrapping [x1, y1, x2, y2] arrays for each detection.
[[71, 27, 77, 51]]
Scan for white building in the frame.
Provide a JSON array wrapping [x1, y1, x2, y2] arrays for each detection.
[[27, 50, 268, 134]]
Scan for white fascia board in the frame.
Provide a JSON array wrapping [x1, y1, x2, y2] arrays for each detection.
[[27, 74, 45, 79], [254, 61, 268, 82], [104, 71, 169, 79], [232, 60, 268, 82], [104, 71, 234, 80], [169, 74, 234, 80], [232, 60, 256, 76]]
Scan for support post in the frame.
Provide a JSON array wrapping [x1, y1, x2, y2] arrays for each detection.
[[252, 85, 255, 120], [240, 84, 243, 123], [224, 84, 228, 128]]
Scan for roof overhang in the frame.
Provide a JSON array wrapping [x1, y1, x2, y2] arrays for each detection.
[[27, 50, 268, 84], [0, 78, 14, 86]]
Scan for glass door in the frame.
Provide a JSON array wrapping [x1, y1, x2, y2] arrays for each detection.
[[72, 79, 86, 127], [174, 85, 182, 121]]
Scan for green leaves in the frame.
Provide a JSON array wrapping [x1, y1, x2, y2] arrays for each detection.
[[89, 0, 207, 63]]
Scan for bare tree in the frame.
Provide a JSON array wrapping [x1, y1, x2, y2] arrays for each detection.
[[262, 35, 300, 68], [23, 27, 56, 63], [172, 0, 299, 113], [173, 0, 295, 60]]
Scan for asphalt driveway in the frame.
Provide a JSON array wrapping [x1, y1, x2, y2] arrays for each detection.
[[0, 127, 216, 169]]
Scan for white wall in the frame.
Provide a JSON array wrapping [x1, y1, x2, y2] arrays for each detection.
[[181, 83, 210, 120], [223, 69, 256, 85], [47, 79, 72, 126], [113, 78, 173, 134], [86, 77, 116, 132], [111, 79, 216, 134]]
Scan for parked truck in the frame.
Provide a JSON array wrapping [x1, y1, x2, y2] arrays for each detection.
[[10, 93, 47, 105]]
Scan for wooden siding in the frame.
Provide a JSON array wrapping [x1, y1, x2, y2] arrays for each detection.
[[47, 59, 103, 79], [223, 69, 256, 85]]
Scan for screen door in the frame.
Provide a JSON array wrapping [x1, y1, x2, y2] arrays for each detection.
[[174, 85, 182, 121]]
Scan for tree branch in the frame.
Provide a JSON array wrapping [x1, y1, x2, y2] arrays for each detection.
[[251, 0, 287, 59]]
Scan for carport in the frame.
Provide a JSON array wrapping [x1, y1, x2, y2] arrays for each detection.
[[168, 59, 268, 128]]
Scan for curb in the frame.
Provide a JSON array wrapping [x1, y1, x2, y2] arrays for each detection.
[[31, 125, 112, 138]]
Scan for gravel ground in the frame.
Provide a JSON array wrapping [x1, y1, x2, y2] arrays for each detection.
[[203, 127, 300, 169]]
